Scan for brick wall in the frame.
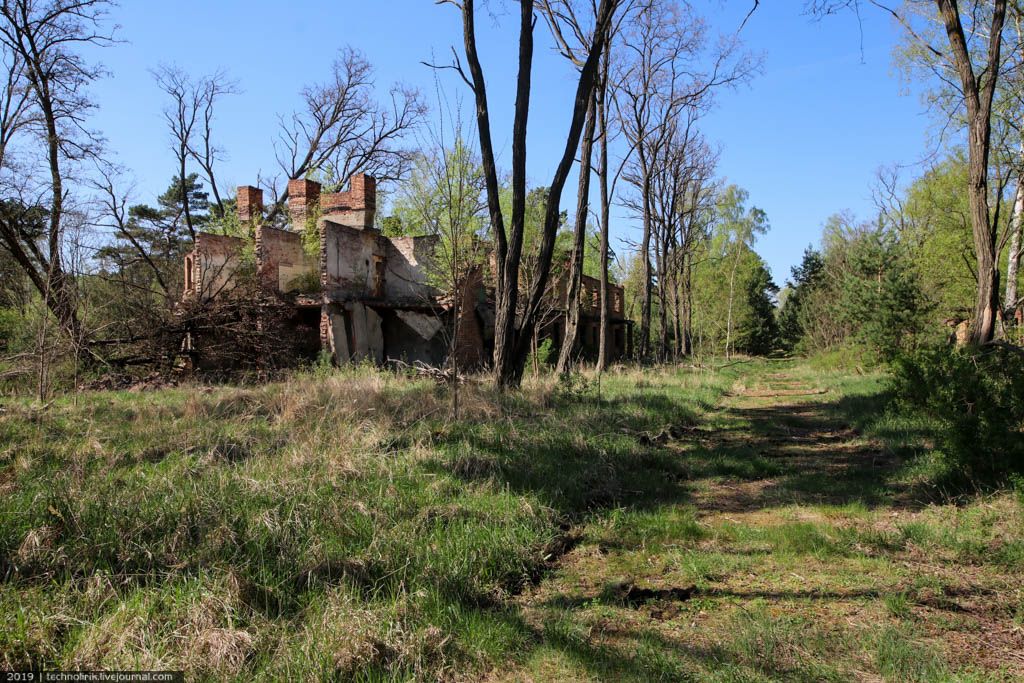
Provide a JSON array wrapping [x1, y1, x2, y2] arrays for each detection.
[[288, 178, 321, 231], [237, 185, 263, 222], [255, 226, 315, 292], [452, 268, 485, 369], [319, 174, 376, 230]]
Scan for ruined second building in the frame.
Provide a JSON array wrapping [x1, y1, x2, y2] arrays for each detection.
[[183, 174, 632, 369]]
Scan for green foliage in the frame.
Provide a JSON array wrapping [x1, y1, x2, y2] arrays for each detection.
[[0, 308, 22, 352], [778, 246, 824, 351], [96, 174, 212, 298], [893, 342, 1024, 481], [527, 337, 554, 369], [508, 186, 573, 293], [690, 241, 779, 356], [835, 229, 931, 361], [740, 260, 780, 355], [896, 153, 978, 321], [0, 200, 47, 312], [285, 269, 321, 294], [390, 136, 489, 333], [782, 216, 929, 362], [684, 184, 779, 356], [301, 201, 322, 261], [380, 214, 406, 237]]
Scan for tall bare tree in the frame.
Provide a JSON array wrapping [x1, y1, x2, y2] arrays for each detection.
[[153, 66, 237, 233], [540, 0, 643, 374], [267, 48, 426, 222], [645, 106, 716, 361], [439, 0, 619, 387], [616, 0, 754, 360], [0, 0, 115, 346]]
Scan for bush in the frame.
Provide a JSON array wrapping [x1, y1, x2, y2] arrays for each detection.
[[526, 337, 554, 370], [893, 341, 1024, 480], [0, 307, 33, 353]]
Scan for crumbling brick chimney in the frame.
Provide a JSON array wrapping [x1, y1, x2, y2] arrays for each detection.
[[237, 185, 263, 223], [349, 174, 376, 214], [288, 178, 322, 232], [320, 173, 377, 230]]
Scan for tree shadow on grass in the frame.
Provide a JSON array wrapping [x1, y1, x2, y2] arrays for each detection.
[[421, 379, 943, 524], [452, 597, 837, 683], [420, 392, 701, 519], [687, 391, 941, 511]]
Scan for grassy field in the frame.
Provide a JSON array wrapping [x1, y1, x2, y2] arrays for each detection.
[[1, 360, 1022, 681]]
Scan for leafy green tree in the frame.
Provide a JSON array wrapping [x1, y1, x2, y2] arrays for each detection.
[[895, 154, 978, 322], [739, 260, 779, 355], [835, 229, 930, 361], [715, 185, 769, 358], [97, 174, 210, 299], [790, 213, 930, 362], [777, 246, 824, 351], [390, 141, 487, 240]]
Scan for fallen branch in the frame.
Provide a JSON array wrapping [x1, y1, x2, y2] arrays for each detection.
[[389, 359, 466, 385]]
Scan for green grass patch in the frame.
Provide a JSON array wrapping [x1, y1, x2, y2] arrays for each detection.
[[2, 359, 1020, 680]]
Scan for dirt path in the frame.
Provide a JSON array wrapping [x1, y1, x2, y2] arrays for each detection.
[[689, 371, 898, 516], [498, 366, 1024, 682]]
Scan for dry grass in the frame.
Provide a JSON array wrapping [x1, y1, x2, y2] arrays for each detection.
[[1, 361, 1022, 680]]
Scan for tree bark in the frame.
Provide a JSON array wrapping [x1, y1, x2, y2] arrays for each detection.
[[596, 56, 612, 372], [22, 35, 81, 342], [682, 255, 693, 355], [935, 0, 1007, 344], [725, 246, 739, 360], [655, 218, 670, 362], [557, 92, 597, 374], [454, 0, 617, 388], [1006, 172, 1023, 318], [639, 170, 653, 361], [491, 0, 533, 388]]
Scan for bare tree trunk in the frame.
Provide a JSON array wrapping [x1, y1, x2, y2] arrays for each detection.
[[532, 327, 540, 375], [1006, 172, 1024, 319], [450, 250, 460, 420], [494, 0, 535, 386], [639, 172, 653, 361], [725, 248, 739, 360], [452, 0, 617, 388], [597, 55, 612, 373], [934, 0, 1007, 344], [32, 67, 82, 344], [504, 0, 617, 385], [671, 264, 683, 360], [682, 255, 693, 356], [457, 0, 512, 379], [557, 93, 598, 375], [656, 229, 670, 362]]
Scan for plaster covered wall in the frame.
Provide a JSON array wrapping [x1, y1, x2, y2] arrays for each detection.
[[189, 233, 246, 299], [384, 235, 439, 303], [322, 220, 386, 300], [256, 226, 317, 293], [323, 302, 385, 364]]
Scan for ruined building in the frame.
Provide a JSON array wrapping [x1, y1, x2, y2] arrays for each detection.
[[182, 174, 632, 369]]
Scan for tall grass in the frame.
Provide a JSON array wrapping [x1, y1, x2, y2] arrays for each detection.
[[0, 363, 734, 679]]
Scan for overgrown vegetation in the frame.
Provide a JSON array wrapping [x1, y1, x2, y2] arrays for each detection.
[[893, 342, 1024, 483], [2, 360, 1022, 680]]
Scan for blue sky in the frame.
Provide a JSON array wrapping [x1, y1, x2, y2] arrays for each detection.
[[86, 1, 932, 285]]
